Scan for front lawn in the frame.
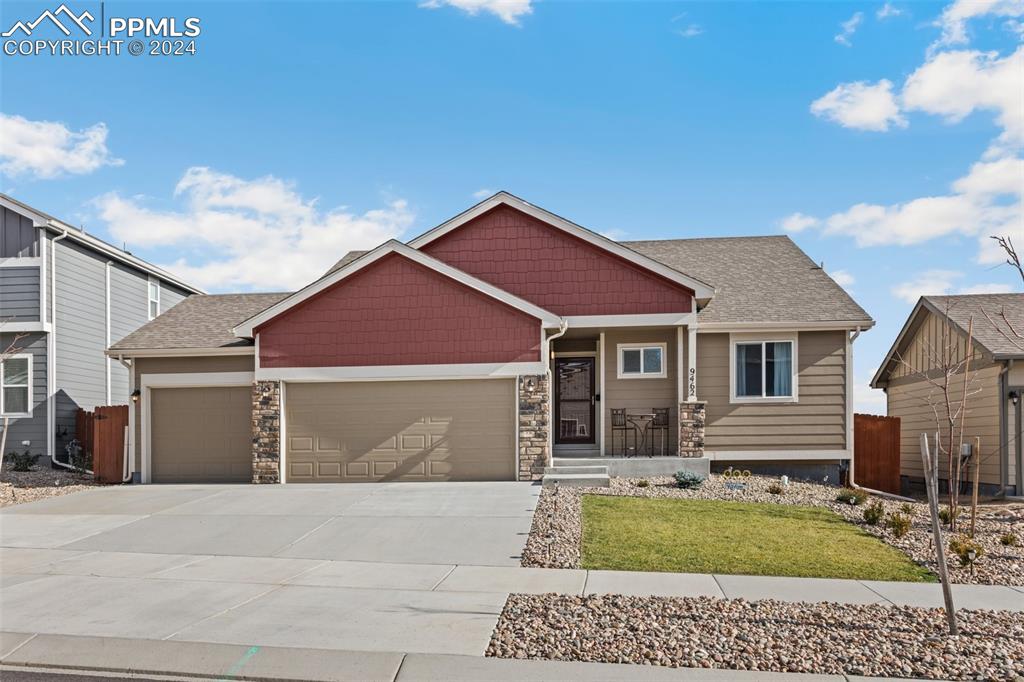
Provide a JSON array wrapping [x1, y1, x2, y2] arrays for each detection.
[[581, 495, 936, 582]]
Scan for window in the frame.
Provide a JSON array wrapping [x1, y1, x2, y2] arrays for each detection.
[[1, 355, 31, 417], [733, 340, 795, 400], [148, 279, 160, 320], [617, 343, 666, 378]]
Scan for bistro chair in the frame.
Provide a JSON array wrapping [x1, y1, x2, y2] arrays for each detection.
[[611, 408, 632, 456], [651, 407, 670, 456]]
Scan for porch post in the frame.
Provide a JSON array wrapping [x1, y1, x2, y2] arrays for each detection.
[[688, 324, 697, 400], [599, 331, 606, 457]]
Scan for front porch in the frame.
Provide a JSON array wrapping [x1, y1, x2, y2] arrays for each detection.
[[544, 325, 708, 485]]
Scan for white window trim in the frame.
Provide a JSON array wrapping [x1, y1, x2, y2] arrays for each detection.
[[147, 277, 160, 321], [0, 353, 33, 418], [729, 333, 798, 403], [616, 342, 667, 379]]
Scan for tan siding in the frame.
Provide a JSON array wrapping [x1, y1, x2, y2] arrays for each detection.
[[891, 308, 983, 379], [602, 328, 679, 453], [700, 331, 847, 452], [888, 363, 1003, 486], [131, 354, 255, 472]]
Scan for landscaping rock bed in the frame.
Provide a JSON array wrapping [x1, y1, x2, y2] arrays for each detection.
[[522, 475, 1024, 586], [487, 593, 1024, 680], [1, 462, 99, 508]]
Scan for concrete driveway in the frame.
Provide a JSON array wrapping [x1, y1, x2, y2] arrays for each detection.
[[0, 483, 541, 657]]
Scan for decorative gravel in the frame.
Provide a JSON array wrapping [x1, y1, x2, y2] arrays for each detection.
[[1, 462, 99, 508], [487, 593, 1024, 680], [522, 475, 1024, 586]]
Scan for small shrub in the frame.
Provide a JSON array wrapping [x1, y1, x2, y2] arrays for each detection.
[[766, 482, 784, 495], [863, 501, 885, 526], [835, 487, 868, 506], [938, 506, 960, 526], [899, 502, 915, 517], [949, 535, 985, 566], [885, 512, 912, 538], [636, 479, 650, 488], [6, 449, 41, 472], [1000, 532, 1019, 547], [674, 470, 705, 489]]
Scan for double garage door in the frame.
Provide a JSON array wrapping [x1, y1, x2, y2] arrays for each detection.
[[149, 379, 516, 483]]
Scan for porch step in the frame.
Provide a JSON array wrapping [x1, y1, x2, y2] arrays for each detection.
[[543, 465, 607, 475], [542, 472, 611, 487]]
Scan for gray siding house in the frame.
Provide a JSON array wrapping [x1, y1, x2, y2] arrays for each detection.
[[0, 194, 201, 467]]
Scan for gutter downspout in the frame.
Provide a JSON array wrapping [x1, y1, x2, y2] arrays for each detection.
[[49, 229, 74, 471], [846, 326, 916, 502], [117, 354, 133, 483], [544, 320, 569, 468]]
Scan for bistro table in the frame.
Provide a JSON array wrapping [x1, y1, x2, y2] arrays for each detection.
[[625, 412, 656, 457]]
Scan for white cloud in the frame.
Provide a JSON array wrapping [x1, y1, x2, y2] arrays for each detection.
[[834, 11, 863, 47], [0, 113, 123, 179], [810, 80, 907, 132], [891, 270, 962, 303], [779, 212, 820, 233], [93, 167, 414, 291], [472, 188, 495, 199], [903, 47, 1024, 156], [675, 24, 703, 38], [960, 282, 1014, 294], [854, 374, 888, 414], [819, 156, 1022, 247], [932, 0, 1024, 50], [891, 269, 1014, 303], [830, 269, 855, 288], [419, 0, 532, 26], [877, 3, 904, 20]]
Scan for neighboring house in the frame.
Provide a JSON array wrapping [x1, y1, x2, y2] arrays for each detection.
[[108, 192, 873, 485], [872, 294, 1024, 497], [0, 194, 201, 466]]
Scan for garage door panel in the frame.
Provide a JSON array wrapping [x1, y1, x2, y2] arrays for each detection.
[[286, 379, 515, 482], [151, 386, 252, 484]]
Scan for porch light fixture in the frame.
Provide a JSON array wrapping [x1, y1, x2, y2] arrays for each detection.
[[131, 389, 141, 404], [1011, 391, 1020, 406]]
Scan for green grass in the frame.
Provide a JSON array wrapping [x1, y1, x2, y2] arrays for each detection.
[[581, 496, 936, 582]]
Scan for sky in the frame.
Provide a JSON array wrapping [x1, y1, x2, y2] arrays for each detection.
[[1, 0, 1022, 414]]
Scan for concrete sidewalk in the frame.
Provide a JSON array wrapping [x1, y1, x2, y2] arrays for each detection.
[[0, 632, 909, 682], [4, 546, 1022, 613]]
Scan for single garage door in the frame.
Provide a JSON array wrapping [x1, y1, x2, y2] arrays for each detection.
[[286, 379, 516, 482], [150, 386, 252, 483]]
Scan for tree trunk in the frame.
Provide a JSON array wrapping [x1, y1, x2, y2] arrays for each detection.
[[921, 432, 958, 635]]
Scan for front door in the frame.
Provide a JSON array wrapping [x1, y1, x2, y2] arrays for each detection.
[[555, 357, 595, 444]]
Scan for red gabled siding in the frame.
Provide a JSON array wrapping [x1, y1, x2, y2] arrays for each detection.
[[421, 205, 693, 316], [258, 253, 541, 368]]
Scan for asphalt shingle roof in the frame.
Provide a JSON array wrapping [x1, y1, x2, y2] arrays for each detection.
[[109, 293, 290, 351], [923, 294, 1024, 357], [115, 235, 873, 352], [624, 235, 872, 325], [326, 250, 368, 275]]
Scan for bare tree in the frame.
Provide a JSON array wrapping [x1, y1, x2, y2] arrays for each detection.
[[893, 300, 979, 531], [990, 235, 1024, 286]]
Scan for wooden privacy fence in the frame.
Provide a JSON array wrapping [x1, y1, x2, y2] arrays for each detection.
[[75, 405, 129, 483], [853, 413, 901, 494]]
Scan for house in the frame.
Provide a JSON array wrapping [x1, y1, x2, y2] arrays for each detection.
[[871, 294, 1024, 497], [107, 192, 873, 484], [0, 194, 202, 467]]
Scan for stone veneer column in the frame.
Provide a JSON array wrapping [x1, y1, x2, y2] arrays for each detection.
[[518, 375, 549, 480], [252, 380, 281, 483], [678, 400, 707, 457]]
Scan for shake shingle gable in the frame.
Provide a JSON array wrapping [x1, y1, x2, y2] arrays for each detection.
[[113, 233, 872, 353]]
